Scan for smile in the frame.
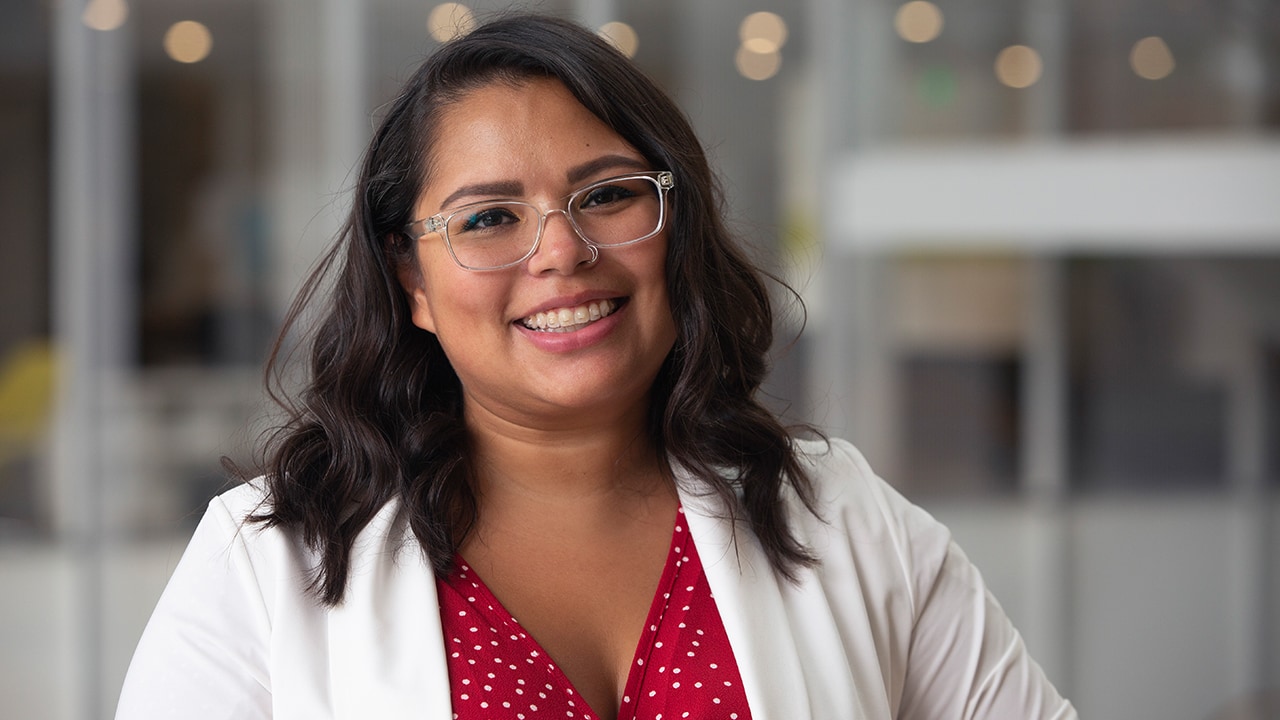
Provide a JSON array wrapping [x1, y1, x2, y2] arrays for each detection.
[[520, 298, 621, 333]]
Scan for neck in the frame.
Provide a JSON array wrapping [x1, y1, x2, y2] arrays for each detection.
[[462, 391, 670, 512]]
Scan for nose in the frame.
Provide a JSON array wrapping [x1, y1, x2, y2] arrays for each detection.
[[525, 209, 599, 275]]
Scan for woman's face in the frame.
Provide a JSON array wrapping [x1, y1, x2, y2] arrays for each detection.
[[401, 77, 677, 430]]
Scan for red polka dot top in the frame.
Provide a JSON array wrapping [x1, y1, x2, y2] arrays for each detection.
[[437, 507, 752, 720]]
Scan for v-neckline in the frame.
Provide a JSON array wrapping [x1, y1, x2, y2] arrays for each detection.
[[447, 507, 688, 720]]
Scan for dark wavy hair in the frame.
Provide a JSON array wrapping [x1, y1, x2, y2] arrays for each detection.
[[243, 13, 819, 605]]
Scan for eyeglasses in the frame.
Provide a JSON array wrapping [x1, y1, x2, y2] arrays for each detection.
[[406, 170, 675, 271]]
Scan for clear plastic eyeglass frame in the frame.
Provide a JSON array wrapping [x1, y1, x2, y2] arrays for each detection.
[[405, 170, 675, 271]]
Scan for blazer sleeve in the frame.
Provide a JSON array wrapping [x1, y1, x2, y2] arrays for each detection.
[[115, 493, 275, 720], [870, 486, 1076, 719]]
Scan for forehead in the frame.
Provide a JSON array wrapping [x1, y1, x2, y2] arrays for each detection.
[[425, 77, 639, 182]]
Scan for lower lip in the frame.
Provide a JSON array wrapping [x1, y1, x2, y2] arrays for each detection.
[[514, 301, 626, 352]]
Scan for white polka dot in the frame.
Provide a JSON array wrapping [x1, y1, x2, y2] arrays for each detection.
[[648, 690, 657, 697], [460, 694, 469, 700], [672, 681, 680, 688], [709, 663, 718, 669], [623, 696, 630, 703], [655, 641, 663, 648], [713, 698, 721, 704], [673, 667, 681, 674], [694, 682, 703, 688]]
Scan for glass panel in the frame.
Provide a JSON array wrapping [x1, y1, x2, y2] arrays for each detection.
[[1066, 257, 1280, 491], [892, 255, 1026, 496], [0, 0, 51, 537]]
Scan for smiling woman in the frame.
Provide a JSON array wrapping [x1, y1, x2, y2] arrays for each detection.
[[115, 13, 1076, 720]]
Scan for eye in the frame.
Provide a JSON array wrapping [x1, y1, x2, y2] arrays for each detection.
[[457, 206, 520, 233], [578, 183, 638, 209]]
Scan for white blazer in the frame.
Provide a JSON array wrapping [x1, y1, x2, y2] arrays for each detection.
[[116, 438, 1076, 719]]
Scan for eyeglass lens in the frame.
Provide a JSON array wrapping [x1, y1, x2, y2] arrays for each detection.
[[445, 175, 664, 270]]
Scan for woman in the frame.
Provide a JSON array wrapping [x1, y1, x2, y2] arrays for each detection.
[[117, 14, 1076, 720]]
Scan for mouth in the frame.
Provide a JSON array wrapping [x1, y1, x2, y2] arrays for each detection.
[[519, 298, 624, 333]]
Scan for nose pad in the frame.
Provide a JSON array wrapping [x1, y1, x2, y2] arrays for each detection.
[[528, 209, 599, 272]]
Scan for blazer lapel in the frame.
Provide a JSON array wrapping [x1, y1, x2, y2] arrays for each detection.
[[327, 502, 454, 719], [678, 481, 814, 720]]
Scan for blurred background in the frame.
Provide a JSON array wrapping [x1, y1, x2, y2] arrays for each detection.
[[2, 0, 1279, 717]]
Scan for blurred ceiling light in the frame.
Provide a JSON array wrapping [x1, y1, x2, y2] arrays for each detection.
[[739, 11, 787, 54], [894, 1, 943, 44], [995, 45, 1042, 88], [82, 0, 128, 31], [598, 21, 639, 58], [1130, 36, 1175, 80], [428, 3, 476, 42], [164, 21, 213, 64], [736, 46, 781, 81]]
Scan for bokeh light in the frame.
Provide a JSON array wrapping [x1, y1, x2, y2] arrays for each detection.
[[894, 1, 944, 44], [736, 46, 781, 81], [994, 44, 1042, 88], [739, 11, 787, 54], [428, 3, 476, 43], [82, 0, 128, 31], [1131, 36, 1175, 80], [163, 21, 213, 64], [598, 21, 639, 58]]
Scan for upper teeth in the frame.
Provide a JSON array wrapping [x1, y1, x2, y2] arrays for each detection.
[[522, 299, 617, 332]]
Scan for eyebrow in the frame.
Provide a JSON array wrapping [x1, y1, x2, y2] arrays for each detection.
[[438, 181, 524, 212], [566, 154, 650, 185], [435, 155, 650, 212]]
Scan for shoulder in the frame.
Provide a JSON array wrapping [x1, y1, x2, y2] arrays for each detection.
[[786, 437, 953, 583], [789, 437, 941, 533]]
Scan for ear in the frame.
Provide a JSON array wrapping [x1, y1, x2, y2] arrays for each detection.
[[404, 279, 438, 334], [390, 235, 438, 334]]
